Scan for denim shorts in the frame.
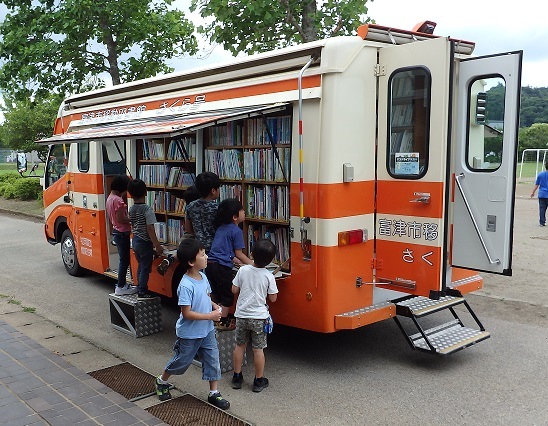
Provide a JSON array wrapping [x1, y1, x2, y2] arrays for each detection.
[[234, 318, 267, 349], [164, 330, 221, 381]]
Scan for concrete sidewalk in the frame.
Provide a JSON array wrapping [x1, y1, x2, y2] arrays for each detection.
[[0, 319, 166, 426]]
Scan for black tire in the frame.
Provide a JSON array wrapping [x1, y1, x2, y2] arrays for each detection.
[[61, 229, 83, 276]]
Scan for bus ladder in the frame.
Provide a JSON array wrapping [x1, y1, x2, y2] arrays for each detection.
[[392, 290, 490, 355]]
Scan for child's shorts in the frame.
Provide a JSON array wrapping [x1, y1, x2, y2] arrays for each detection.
[[234, 318, 267, 349], [164, 330, 221, 381]]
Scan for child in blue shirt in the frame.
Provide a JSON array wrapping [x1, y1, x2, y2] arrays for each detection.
[[206, 198, 253, 329], [154, 238, 230, 410]]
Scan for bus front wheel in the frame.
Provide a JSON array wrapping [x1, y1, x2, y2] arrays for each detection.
[[61, 229, 83, 276]]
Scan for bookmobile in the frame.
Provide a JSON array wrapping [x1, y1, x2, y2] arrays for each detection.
[[38, 21, 522, 355]]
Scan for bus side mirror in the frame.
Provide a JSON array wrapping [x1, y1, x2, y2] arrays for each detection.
[[475, 92, 487, 125]]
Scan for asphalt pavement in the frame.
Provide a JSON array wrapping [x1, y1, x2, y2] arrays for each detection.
[[0, 197, 547, 425]]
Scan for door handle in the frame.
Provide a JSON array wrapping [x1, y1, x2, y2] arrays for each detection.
[[455, 173, 500, 264], [410, 192, 430, 203]]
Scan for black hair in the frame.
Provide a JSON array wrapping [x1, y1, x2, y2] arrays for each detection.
[[127, 178, 147, 199], [214, 198, 243, 227], [252, 239, 276, 268], [176, 238, 205, 272], [183, 185, 200, 205], [195, 172, 220, 198], [110, 174, 130, 192]]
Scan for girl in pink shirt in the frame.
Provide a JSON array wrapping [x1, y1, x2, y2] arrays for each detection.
[[106, 175, 136, 295]]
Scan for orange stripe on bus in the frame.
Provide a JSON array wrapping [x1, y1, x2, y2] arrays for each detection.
[[376, 180, 444, 218], [72, 174, 104, 194], [289, 181, 375, 219], [43, 178, 68, 208], [55, 76, 321, 130]]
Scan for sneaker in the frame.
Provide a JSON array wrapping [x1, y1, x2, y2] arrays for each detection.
[[231, 373, 243, 390], [155, 376, 172, 401], [114, 284, 138, 296], [208, 392, 230, 410], [137, 292, 155, 301], [157, 257, 172, 276], [215, 319, 235, 331], [252, 377, 269, 393]]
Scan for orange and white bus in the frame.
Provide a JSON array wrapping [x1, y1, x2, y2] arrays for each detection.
[[38, 22, 522, 355]]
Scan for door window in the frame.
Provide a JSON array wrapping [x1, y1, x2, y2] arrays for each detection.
[[46, 144, 70, 187], [78, 142, 89, 172], [387, 67, 431, 178], [466, 76, 505, 171], [102, 140, 126, 175]]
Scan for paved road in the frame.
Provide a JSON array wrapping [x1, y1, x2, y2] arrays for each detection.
[[0, 205, 547, 425]]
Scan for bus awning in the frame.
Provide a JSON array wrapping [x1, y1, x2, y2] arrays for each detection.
[[37, 103, 289, 145]]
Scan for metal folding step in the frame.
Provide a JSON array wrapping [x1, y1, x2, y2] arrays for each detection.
[[392, 294, 489, 355], [105, 268, 134, 285]]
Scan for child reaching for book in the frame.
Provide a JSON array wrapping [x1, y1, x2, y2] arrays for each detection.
[[106, 174, 137, 296], [231, 238, 279, 392], [127, 178, 164, 300], [206, 198, 253, 330], [157, 185, 201, 276]]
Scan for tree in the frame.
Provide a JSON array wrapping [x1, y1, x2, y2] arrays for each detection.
[[190, 0, 372, 55], [518, 123, 548, 158], [0, 95, 62, 160], [0, 0, 198, 100]]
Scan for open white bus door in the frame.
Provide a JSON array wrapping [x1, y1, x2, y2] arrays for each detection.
[[451, 52, 522, 275], [376, 37, 453, 297]]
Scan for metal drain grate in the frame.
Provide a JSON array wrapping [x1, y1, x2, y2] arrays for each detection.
[[147, 394, 251, 426], [88, 362, 156, 400]]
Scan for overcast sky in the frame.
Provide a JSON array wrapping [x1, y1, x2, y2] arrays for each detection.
[[365, 0, 545, 87], [172, 0, 545, 88], [0, 0, 545, 89]]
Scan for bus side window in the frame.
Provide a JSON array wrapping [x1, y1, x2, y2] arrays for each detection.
[[46, 144, 70, 187]]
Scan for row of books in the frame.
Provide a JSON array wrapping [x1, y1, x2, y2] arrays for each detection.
[[139, 164, 195, 187], [167, 167, 195, 188], [391, 103, 413, 127], [142, 139, 165, 160], [219, 183, 242, 201], [167, 138, 196, 160], [207, 122, 244, 146], [153, 220, 185, 245], [392, 75, 414, 98], [206, 115, 292, 147], [247, 224, 290, 265], [243, 148, 290, 182], [139, 164, 167, 186], [146, 190, 187, 214], [390, 130, 414, 154], [245, 185, 289, 221], [166, 219, 185, 245], [246, 116, 291, 145], [205, 149, 243, 180]]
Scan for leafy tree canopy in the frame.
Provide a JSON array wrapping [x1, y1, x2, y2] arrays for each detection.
[[190, 0, 372, 55], [518, 123, 548, 157], [0, 95, 62, 160], [0, 0, 198, 100]]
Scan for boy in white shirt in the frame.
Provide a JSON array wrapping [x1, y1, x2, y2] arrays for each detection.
[[231, 239, 279, 392]]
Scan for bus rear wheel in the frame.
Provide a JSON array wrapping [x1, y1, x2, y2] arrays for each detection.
[[61, 229, 83, 276]]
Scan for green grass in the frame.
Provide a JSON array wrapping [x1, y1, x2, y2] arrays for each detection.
[[518, 161, 545, 179], [0, 162, 45, 176]]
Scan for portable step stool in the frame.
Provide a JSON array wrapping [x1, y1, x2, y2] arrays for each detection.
[[109, 293, 163, 338], [392, 290, 490, 355]]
